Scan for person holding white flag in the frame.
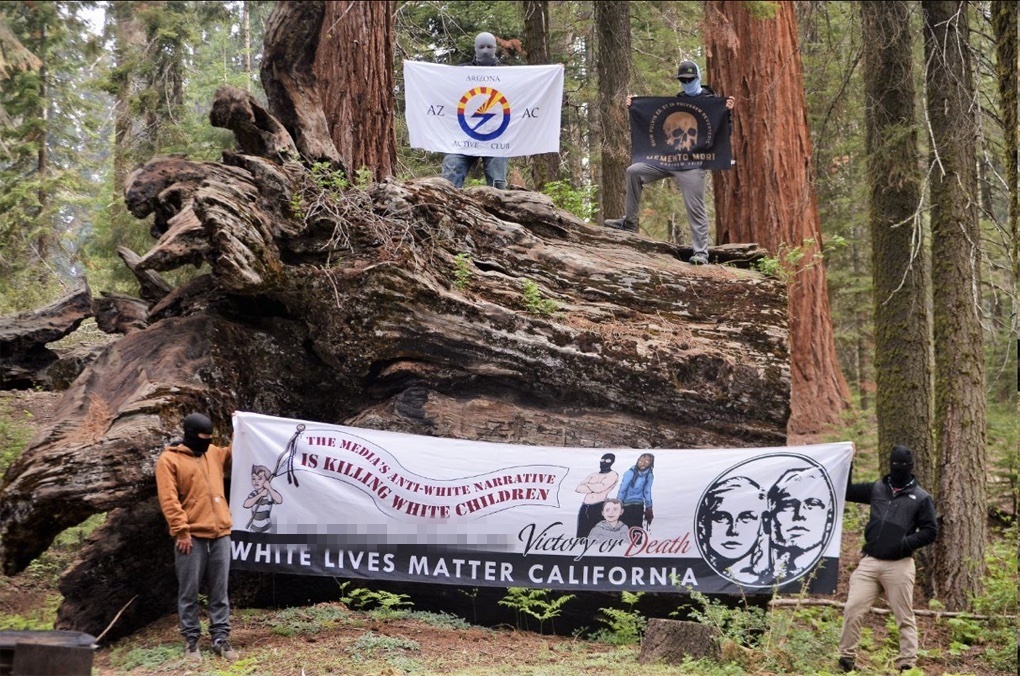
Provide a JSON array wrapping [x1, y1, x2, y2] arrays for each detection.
[[404, 37, 564, 188], [440, 32, 509, 189]]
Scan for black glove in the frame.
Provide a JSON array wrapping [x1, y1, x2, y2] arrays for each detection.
[[644, 507, 654, 523]]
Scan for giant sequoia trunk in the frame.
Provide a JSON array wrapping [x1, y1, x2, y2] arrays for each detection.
[[314, 1, 397, 180], [0, 1, 790, 638], [923, 0, 988, 611], [704, 1, 851, 435]]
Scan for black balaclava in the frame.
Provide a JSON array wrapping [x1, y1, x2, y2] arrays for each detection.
[[599, 453, 616, 474], [888, 444, 914, 488], [182, 413, 214, 456], [473, 32, 498, 66]]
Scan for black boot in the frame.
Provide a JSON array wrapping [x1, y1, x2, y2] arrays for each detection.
[[837, 656, 855, 673], [604, 217, 638, 233]]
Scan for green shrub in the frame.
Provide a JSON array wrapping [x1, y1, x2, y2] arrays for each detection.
[[407, 610, 472, 630], [266, 603, 350, 636], [498, 587, 574, 633], [593, 591, 646, 645], [521, 278, 557, 316], [540, 179, 597, 221], [453, 252, 473, 289]]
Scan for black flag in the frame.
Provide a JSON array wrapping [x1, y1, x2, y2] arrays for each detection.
[[628, 96, 733, 171]]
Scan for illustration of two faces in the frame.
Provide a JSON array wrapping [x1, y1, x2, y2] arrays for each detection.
[[696, 465, 834, 586]]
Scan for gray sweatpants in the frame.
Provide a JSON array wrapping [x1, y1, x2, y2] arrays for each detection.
[[623, 163, 709, 256], [175, 535, 231, 641]]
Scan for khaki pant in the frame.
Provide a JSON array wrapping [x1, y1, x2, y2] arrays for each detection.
[[839, 555, 918, 669]]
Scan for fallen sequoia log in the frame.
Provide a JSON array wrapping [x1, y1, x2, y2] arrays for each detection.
[[0, 9, 790, 638], [0, 283, 94, 390], [0, 179, 788, 636]]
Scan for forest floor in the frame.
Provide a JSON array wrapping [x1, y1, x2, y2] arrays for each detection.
[[0, 389, 1015, 676]]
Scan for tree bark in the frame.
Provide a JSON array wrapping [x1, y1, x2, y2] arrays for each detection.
[[0, 283, 92, 389], [860, 2, 934, 494], [314, 0, 396, 180], [522, 0, 560, 189], [922, 0, 988, 611], [260, 1, 342, 165], [991, 1, 1018, 289], [242, 0, 252, 91], [704, 0, 851, 435], [594, 1, 631, 224]]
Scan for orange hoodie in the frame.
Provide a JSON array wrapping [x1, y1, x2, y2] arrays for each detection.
[[155, 443, 233, 539]]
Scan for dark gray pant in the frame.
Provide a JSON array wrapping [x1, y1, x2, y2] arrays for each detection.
[[174, 535, 231, 641], [623, 163, 709, 255]]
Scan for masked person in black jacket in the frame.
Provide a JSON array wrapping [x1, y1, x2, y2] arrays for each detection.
[[838, 445, 937, 673]]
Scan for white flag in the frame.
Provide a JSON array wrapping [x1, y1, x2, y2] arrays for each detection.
[[403, 61, 564, 157]]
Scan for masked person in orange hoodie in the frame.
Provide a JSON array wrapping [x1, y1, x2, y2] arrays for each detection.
[[156, 413, 239, 663]]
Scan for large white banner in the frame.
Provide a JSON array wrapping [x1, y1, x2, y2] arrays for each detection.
[[403, 61, 564, 157], [229, 412, 854, 594]]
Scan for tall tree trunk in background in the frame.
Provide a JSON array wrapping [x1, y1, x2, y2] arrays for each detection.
[[860, 2, 934, 494], [991, 1, 1018, 290], [850, 231, 870, 414], [861, 2, 937, 591], [522, 0, 560, 190], [242, 0, 252, 91], [110, 1, 147, 245], [594, 1, 630, 225], [923, 0, 987, 611], [704, 1, 850, 435], [34, 22, 48, 268], [140, 1, 187, 156], [315, 0, 396, 181]]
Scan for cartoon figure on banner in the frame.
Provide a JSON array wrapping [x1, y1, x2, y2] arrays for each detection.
[[587, 498, 627, 545], [766, 466, 835, 582], [617, 453, 654, 543], [243, 424, 304, 533], [244, 464, 283, 533], [695, 476, 768, 584], [575, 452, 619, 538], [695, 454, 837, 587]]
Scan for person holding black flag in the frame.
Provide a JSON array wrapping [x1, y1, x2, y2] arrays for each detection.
[[604, 60, 735, 265]]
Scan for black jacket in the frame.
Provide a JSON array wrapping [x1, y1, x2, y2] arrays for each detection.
[[846, 476, 938, 560]]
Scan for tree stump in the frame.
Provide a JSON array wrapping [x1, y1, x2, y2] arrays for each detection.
[[639, 618, 721, 664]]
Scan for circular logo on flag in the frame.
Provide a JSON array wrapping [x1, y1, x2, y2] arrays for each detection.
[[457, 87, 511, 141], [694, 454, 837, 589]]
